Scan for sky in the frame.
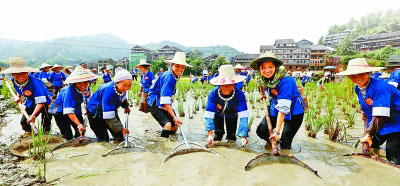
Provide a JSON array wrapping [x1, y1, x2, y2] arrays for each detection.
[[1, 0, 399, 53]]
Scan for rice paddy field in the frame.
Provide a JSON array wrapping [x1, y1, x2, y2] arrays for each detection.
[[1, 77, 400, 185]]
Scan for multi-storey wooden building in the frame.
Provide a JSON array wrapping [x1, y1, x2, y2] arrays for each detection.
[[324, 30, 351, 48], [353, 31, 400, 53]]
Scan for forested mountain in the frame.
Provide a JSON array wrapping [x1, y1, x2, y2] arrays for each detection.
[[0, 34, 243, 68], [325, 8, 400, 40]]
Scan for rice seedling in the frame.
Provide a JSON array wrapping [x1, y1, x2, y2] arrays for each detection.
[[201, 96, 206, 109], [28, 121, 53, 182], [177, 96, 185, 117], [194, 99, 200, 111], [308, 116, 324, 138], [248, 111, 256, 131], [188, 106, 193, 119]]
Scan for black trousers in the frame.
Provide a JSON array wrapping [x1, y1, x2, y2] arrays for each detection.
[[132, 75, 138, 81], [148, 100, 175, 127], [371, 132, 400, 165], [256, 114, 304, 149], [54, 113, 81, 140], [214, 115, 237, 140], [20, 104, 52, 132], [87, 112, 123, 142]]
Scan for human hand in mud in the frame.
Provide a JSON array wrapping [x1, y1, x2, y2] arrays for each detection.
[[361, 134, 373, 147], [122, 128, 129, 138], [138, 92, 142, 98], [14, 97, 22, 105], [207, 134, 214, 145], [78, 124, 86, 136], [125, 107, 131, 115], [361, 142, 371, 156], [241, 137, 248, 146], [27, 115, 36, 124], [173, 117, 183, 126], [269, 133, 280, 143]]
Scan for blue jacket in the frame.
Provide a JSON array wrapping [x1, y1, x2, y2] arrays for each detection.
[[147, 71, 177, 108], [39, 71, 51, 82], [87, 81, 127, 119], [204, 86, 249, 137], [388, 70, 400, 91], [13, 75, 52, 108], [63, 85, 90, 115], [140, 71, 155, 93], [49, 72, 66, 88], [49, 87, 68, 114], [268, 76, 305, 120], [103, 73, 112, 83], [355, 78, 400, 135]]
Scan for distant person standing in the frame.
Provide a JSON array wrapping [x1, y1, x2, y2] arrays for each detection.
[[102, 69, 112, 83], [131, 67, 138, 82], [202, 67, 209, 83], [49, 64, 66, 95]]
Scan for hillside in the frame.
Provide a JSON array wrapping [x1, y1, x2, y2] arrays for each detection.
[[0, 35, 243, 68], [325, 8, 400, 40]]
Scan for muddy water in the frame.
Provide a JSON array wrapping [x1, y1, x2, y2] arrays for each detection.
[[1, 96, 400, 185]]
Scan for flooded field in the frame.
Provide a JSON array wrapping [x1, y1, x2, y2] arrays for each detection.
[[1, 81, 400, 185]]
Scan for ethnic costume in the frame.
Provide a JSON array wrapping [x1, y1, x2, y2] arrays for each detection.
[[137, 59, 155, 113], [337, 58, 400, 164], [49, 64, 67, 95], [354, 78, 400, 164], [147, 52, 192, 137], [87, 81, 129, 141], [250, 52, 305, 149], [0, 58, 53, 133], [147, 70, 178, 127], [204, 86, 249, 141], [103, 71, 112, 83]]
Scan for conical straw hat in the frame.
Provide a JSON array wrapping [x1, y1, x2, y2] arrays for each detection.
[[51, 64, 64, 70], [135, 59, 152, 67], [165, 52, 192, 67], [64, 66, 98, 84], [210, 65, 246, 85], [336, 58, 384, 76], [63, 66, 74, 73], [250, 51, 283, 70], [234, 64, 245, 69], [40, 63, 53, 70], [0, 57, 39, 74]]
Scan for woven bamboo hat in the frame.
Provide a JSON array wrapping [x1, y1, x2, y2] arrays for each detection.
[[64, 66, 74, 73], [165, 52, 192, 67], [64, 66, 98, 84], [40, 63, 53, 70], [250, 51, 283, 70], [0, 57, 39, 74], [336, 58, 384, 76], [135, 59, 152, 68], [210, 65, 246, 85], [51, 64, 64, 71], [234, 64, 245, 69]]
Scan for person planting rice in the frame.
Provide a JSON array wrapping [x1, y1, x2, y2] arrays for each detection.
[[147, 52, 192, 138], [251, 52, 306, 150], [136, 59, 155, 113], [49, 64, 66, 95], [86, 67, 131, 142], [204, 65, 249, 146], [336, 58, 400, 165], [0, 57, 53, 137], [50, 66, 97, 140], [317, 74, 325, 91]]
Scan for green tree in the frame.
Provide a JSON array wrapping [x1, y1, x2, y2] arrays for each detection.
[[336, 37, 354, 56], [150, 56, 168, 74], [210, 56, 230, 73], [318, 36, 324, 45]]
